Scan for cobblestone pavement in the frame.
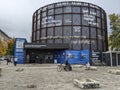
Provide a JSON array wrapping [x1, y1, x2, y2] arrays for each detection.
[[0, 61, 120, 90]]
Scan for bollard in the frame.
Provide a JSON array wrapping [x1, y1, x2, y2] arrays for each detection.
[[0, 68, 2, 76]]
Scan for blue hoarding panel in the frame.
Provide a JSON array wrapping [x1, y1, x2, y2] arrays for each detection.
[[80, 50, 89, 64], [54, 50, 65, 64], [65, 50, 81, 64], [14, 38, 26, 64], [54, 50, 90, 65]]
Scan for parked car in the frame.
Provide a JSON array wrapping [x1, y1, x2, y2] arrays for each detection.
[[0, 56, 7, 61]]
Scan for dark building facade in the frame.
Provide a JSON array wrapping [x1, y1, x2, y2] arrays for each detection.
[[32, 1, 108, 52], [24, 1, 108, 64]]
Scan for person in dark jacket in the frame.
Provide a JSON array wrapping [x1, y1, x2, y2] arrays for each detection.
[[13, 57, 18, 66], [6, 57, 9, 65], [64, 60, 72, 71]]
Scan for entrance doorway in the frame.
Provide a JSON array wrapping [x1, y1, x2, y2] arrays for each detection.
[[26, 49, 54, 64], [118, 54, 120, 65]]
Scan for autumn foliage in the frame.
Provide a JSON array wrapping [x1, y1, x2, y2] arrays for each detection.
[[0, 38, 15, 57], [0, 39, 8, 57], [6, 39, 15, 55]]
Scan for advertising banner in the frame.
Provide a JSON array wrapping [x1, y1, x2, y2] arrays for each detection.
[[14, 38, 26, 64]]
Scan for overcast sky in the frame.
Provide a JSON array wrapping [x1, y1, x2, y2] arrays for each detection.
[[0, 0, 120, 42]]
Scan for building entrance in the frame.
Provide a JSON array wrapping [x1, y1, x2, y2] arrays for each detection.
[[24, 43, 69, 64], [26, 50, 54, 64], [118, 54, 120, 65]]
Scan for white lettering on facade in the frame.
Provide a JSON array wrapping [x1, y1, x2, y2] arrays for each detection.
[[73, 26, 81, 32], [72, 40, 95, 44], [40, 35, 86, 40], [83, 13, 99, 27], [42, 16, 62, 27]]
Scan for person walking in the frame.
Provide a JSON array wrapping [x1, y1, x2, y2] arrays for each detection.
[[13, 57, 18, 66], [6, 57, 9, 65]]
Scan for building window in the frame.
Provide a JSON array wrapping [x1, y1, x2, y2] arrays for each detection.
[[33, 23, 36, 31], [98, 40, 102, 51], [55, 15, 62, 26], [55, 39, 62, 43], [91, 28, 96, 38], [91, 40, 97, 50], [34, 17, 36, 22], [72, 39, 81, 50], [33, 32, 36, 41], [48, 9, 54, 15], [47, 39, 53, 43], [73, 14, 81, 25], [82, 7, 88, 13], [64, 6, 72, 13], [64, 26, 71, 36], [82, 27, 89, 38], [47, 4, 54, 9], [97, 10, 101, 17], [42, 7, 47, 11], [63, 38, 71, 43], [37, 20, 40, 29], [55, 8, 62, 14], [37, 9, 41, 14], [42, 12, 46, 17], [73, 26, 81, 36], [82, 15, 89, 25], [90, 8, 96, 15], [36, 30, 40, 40], [47, 28, 53, 36], [63, 14, 72, 25], [72, 7, 80, 13], [41, 29, 46, 37], [102, 13, 104, 19], [41, 40, 46, 43], [97, 18, 101, 28], [37, 14, 40, 20], [82, 43, 90, 50], [55, 27, 62, 36], [55, 15, 62, 20]]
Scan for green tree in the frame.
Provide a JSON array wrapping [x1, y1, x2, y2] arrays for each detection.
[[109, 13, 120, 50], [6, 38, 15, 55]]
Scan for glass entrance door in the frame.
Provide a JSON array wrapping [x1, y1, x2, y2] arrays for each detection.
[[118, 54, 120, 65]]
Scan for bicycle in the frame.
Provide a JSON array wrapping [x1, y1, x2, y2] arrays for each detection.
[[57, 64, 71, 72]]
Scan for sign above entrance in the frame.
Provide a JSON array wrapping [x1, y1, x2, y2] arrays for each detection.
[[24, 43, 69, 49], [24, 44, 47, 48]]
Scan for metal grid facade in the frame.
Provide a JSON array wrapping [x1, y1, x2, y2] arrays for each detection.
[[32, 1, 108, 52]]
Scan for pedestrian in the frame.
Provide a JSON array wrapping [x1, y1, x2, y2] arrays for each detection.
[[64, 60, 72, 71], [13, 57, 18, 66], [85, 62, 90, 70], [10, 56, 13, 63], [6, 57, 9, 65]]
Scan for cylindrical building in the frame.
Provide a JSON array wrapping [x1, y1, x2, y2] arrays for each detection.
[[32, 1, 108, 52]]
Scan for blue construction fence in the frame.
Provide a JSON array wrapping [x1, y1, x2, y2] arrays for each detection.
[[54, 50, 90, 65]]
